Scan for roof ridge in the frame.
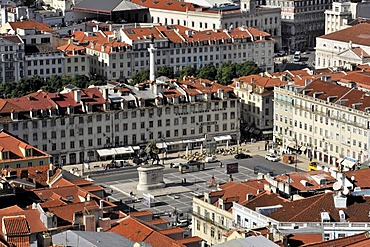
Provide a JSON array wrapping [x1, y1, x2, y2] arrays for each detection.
[[287, 193, 331, 222]]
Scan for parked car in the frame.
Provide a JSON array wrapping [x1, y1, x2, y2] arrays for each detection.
[[170, 162, 182, 168], [205, 156, 218, 163], [175, 219, 189, 227], [265, 153, 279, 162], [234, 153, 252, 159]]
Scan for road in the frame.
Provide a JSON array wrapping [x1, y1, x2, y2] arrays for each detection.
[[91, 154, 302, 219]]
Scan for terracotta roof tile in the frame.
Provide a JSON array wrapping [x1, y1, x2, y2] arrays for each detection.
[[274, 171, 337, 192], [108, 216, 185, 247], [159, 227, 184, 234], [287, 234, 323, 246], [1, 164, 52, 186], [2, 216, 30, 235], [5, 236, 29, 247], [47, 200, 100, 223], [346, 168, 370, 189], [131, 0, 202, 12], [319, 23, 370, 46], [0, 207, 46, 234], [8, 19, 52, 33], [0, 130, 51, 163], [302, 231, 370, 246]]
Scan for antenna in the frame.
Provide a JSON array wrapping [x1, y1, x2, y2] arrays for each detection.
[[333, 181, 342, 191], [343, 187, 349, 195]]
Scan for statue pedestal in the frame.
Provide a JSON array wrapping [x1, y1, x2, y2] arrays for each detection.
[[137, 165, 165, 191]]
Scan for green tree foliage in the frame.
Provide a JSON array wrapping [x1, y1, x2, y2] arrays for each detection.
[[216, 63, 237, 85], [177, 65, 196, 80], [196, 64, 217, 81], [236, 61, 261, 77], [130, 69, 150, 85], [0, 75, 105, 99], [155, 66, 174, 79]]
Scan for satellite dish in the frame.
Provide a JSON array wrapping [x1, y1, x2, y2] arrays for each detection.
[[343, 187, 350, 195], [333, 181, 342, 191]]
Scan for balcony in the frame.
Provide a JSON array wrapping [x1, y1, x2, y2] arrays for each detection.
[[190, 210, 229, 231]]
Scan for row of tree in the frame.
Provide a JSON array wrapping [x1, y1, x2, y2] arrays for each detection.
[[131, 61, 261, 85], [0, 61, 260, 98], [0, 75, 105, 99]]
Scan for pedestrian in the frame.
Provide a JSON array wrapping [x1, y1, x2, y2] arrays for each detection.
[[184, 178, 186, 184], [111, 189, 113, 194]]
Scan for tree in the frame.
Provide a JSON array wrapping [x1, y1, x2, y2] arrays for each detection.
[[130, 69, 150, 85], [177, 65, 196, 80], [155, 66, 174, 79], [216, 63, 236, 85], [236, 61, 261, 77], [197, 64, 217, 81]]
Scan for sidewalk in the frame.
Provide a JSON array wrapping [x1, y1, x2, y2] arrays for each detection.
[[162, 141, 311, 171]]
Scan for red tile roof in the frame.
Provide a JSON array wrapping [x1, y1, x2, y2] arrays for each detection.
[[7, 19, 52, 33], [1, 164, 52, 186], [5, 236, 29, 247], [346, 168, 370, 189], [47, 200, 100, 223], [131, 0, 202, 12], [245, 192, 370, 223], [302, 231, 370, 246], [0, 130, 51, 162], [109, 216, 185, 247], [1, 91, 58, 112], [2, 216, 29, 236], [301, 80, 370, 112], [207, 179, 267, 208], [0, 207, 46, 234], [273, 171, 337, 192], [158, 227, 184, 235], [287, 234, 323, 246], [319, 23, 370, 46]]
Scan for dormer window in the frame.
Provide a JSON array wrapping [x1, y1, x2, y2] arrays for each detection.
[[25, 149, 31, 157], [2, 152, 8, 160]]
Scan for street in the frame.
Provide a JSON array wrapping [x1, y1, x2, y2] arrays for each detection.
[[92, 154, 302, 217]]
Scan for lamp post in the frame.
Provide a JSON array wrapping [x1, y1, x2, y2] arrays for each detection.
[[294, 134, 298, 172]]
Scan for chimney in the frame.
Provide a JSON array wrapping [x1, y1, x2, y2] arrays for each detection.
[[148, 42, 157, 82], [74, 90, 81, 103], [47, 164, 53, 184], [334, 193, 347, 208], [99, 200, 104, 210], [102, 88, 109, 100], [86, 194, 91, 202]]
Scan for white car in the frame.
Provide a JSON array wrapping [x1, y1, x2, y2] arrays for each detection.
[[265, 153, 279, 162], [170, 162, 182, 168], [205, 156, 218, 163]]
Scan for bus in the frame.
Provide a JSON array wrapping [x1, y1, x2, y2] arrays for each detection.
[[293, 51, 301, 62]]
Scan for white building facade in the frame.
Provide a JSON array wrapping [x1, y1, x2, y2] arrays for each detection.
[[315, 23, 370, 69], [273, 80, 370, 167], [0, 35, 24, 83], [81, 24, 275, 81], [132, 0, 282, 48], [325, 0, 370, 35], [0, 77, 240, 166], [265, 0, 333, 50]]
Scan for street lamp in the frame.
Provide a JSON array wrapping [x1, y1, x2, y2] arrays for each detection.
[[294, 134, 298, 172]]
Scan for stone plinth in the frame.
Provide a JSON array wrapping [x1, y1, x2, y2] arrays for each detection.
[[137, 165, 165, 191]]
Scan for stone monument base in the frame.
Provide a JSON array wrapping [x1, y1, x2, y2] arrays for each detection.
[[137, 165, 165, 191]]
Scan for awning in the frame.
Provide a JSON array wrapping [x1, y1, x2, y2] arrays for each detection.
[[97, 147, 134, 157], [115, 146, 134, 155], [340, 157, 357, 168], [156, 142, 168, 149], [249, 127, 255, 133], [262, 130, 273, 135], [132, 146, 141, 150], [166, 140, 184, 146], [96, 148, 116, 157], [299, 146, 307, 152], [214, 135, 232, 142]]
